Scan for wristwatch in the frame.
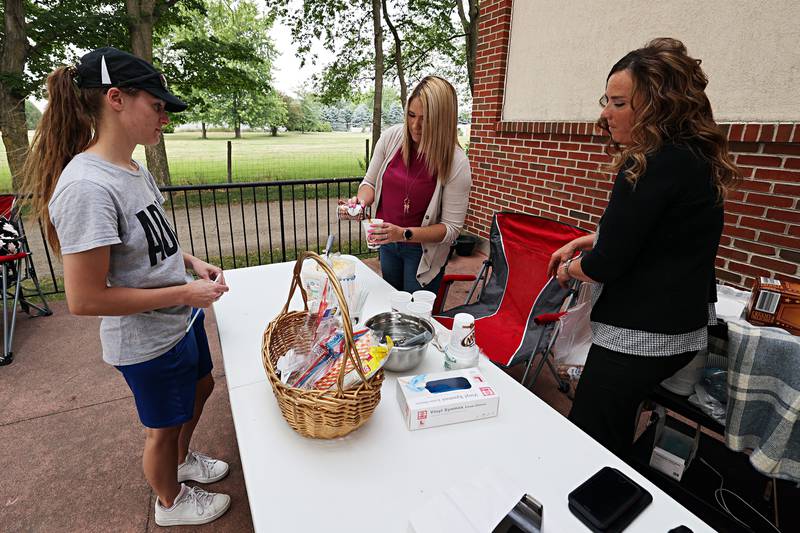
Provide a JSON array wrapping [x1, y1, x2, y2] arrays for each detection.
[[403, 228, 414, 241]]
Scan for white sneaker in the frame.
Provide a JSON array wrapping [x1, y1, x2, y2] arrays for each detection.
[[178, 450, 230, 483], [154, 483, 231, 526]]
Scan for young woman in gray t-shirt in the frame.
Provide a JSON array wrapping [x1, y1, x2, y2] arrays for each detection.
[[21, 47, 232, 527]]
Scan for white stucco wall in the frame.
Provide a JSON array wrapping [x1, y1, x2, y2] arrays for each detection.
[[502, 0, 800, 122]]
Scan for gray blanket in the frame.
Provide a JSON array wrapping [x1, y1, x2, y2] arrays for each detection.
[[725, 318, 800, 482]]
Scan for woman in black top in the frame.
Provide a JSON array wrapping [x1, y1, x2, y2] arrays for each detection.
[[546, 38, 741, 455]]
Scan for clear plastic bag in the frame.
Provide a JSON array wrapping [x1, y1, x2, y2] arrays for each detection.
[[336, 199, 370, 221], [552, 300, 592, 380], [701, 368, 728, 404], [285, 316, 340, 388], [688, 381, 727, 425]]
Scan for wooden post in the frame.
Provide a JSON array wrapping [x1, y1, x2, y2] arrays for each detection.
[[365, 138, 370, 163], [227, 141, 232, 183]]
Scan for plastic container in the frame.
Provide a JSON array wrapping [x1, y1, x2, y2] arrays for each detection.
[[454, 235, 478, 256], [407, 301, 433, 319], [300, 255, 357, 307], [412, 290, 437, 305], [444, 344, 479, 370], [389, 291, 412, 312]]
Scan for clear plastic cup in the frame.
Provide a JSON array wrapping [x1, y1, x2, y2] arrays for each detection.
[[444, 344, 479, 370], [412, 290, 437, 306], [407, 300, 433, 320], [362, 218, 383, 250], [389, 291, 413, 312]]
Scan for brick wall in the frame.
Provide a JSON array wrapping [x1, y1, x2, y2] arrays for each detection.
[[466, 0, 800, 289]]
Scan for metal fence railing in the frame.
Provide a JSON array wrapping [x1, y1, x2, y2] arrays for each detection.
[[24, 177, 372, 296]]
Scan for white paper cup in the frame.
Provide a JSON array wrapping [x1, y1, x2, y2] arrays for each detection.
[[450, 312, 476, 352], [407, 300, 433, 319], [412, 290, 437, 305], [362, 218, 383, 250], [389, 291, 413, 312]]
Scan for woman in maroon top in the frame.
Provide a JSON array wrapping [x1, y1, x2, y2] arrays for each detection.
[[350, 76, 472, 293]]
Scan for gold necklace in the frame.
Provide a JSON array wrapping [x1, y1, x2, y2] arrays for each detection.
[[403, 155, 426, 215]]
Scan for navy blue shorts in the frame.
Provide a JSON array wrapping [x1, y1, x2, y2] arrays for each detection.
[[116, 309, 213, 429]]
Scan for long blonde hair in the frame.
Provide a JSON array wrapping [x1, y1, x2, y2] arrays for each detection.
[[598, 38, 740, 200], [20, 67, 136, 256], [401, 76, 460, 182]]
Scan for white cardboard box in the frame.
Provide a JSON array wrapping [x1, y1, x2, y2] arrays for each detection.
[[649, 424, 698, 481], [396, 368, 500, 430]]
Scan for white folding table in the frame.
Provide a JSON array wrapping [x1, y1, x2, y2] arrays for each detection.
[[213, 258, 712, 532]]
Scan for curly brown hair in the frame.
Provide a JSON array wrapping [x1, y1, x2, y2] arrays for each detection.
[[597, 38, 741, 200]]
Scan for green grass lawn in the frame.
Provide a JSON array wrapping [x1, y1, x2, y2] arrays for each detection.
[[0, 130, 372, 191], [1, 129, 468, 191]]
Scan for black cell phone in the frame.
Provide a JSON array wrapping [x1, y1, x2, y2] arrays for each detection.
[[425, 376, 472, 394], [568, 467, 647, 531]]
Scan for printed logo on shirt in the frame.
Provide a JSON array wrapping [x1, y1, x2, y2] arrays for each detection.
[[135, 203, 179, 266]]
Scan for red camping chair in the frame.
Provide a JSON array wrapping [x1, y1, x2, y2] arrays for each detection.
[[434, 212, 589, 391], [0, 195, 52, 366]]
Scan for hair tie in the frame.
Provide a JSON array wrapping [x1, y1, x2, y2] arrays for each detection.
[[67, 65, 82, 88]]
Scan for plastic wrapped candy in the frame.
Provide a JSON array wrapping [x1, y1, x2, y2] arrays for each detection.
[[336, 199, 369, 221]]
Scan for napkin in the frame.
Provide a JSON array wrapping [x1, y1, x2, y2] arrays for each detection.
[[408, 466, 528, 533]]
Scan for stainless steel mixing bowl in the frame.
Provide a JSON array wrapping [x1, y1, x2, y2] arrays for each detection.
[[364, 311, 434, 372]]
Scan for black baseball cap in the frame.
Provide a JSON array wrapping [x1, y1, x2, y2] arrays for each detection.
[[75, 47, 188, 112]]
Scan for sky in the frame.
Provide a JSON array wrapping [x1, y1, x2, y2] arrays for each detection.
[[28, 2, 329, 110], [264, 2, 334, 98], [29, 2, 464, 107]]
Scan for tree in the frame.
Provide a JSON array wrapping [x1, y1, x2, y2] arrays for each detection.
[[283, 93, 304, 131], [268, 1, 479, 151], [320, 104, 339, 131], [382, 0, 406, 105], [126, 1, 202, 184], [259, 91, 288, 136], [24, 100, 41, 129], [380, 1, 479, 97], [1, 0, 128, 191], [351, 103, 371, 131], [266, 0, 384, 149], [370, 0, 383, 150], [160, 0, 276, 139], [337, 103, 354, 131], [382, 101, 403, 127], [456, 0, 479, 93], [299, 92, 323, 132]]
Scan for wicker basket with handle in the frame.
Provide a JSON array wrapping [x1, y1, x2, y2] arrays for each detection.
[[261, 251, 383, 438]]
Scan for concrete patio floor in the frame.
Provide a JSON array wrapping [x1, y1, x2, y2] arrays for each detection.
[[0, 251, 572, 532]]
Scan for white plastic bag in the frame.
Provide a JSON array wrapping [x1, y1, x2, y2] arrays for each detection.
[[551, 301, 592, 368], [551, 283, 593, 389]]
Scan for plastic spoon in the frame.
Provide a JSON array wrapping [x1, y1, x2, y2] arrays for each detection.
[[323, 234, 335, 260], [394, 331, 432, 347]]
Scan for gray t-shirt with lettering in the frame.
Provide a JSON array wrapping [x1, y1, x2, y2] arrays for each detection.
[[49, 152, 191, 366]]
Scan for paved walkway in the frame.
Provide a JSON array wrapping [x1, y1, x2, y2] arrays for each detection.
[[0, 252, 571, 532]]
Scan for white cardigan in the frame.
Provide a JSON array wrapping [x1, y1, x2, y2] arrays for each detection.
[[360, 124, 472, 285]]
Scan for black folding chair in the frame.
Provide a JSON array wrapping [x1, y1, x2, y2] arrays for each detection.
[[0, 195, 52, 366]]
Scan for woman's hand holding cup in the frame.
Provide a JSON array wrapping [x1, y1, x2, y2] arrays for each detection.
[[362, 218, 384, 249]]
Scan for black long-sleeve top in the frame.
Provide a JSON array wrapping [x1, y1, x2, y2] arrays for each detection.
[[580, 144, 723, 335]]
